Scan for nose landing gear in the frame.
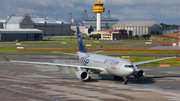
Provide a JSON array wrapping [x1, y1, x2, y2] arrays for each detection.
[[114, 76, 128, 84], [123, 77, 128, 84]]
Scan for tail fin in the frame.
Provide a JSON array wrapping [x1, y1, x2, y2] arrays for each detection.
[[77, 26, 87, 53]]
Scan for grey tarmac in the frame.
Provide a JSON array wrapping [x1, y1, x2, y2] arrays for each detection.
[[0, 53, 180, 101]]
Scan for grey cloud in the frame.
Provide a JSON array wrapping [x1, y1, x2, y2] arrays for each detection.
[[0, 0, 179, 24]]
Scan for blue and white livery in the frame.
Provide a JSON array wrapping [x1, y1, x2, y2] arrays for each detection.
[[4, 27, 178, 84]]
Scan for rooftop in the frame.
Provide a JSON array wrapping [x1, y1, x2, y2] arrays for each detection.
[[114, 21, 160, 27], [33, 19, 68, 24], [0, 28, 42, 32]]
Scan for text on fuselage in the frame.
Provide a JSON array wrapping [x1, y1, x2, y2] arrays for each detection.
[[104, 59, 119, 65]]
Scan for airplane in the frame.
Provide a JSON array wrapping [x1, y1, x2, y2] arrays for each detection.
[[4, 27, 178, 84]]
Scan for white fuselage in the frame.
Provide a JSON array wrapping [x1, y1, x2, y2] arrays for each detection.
[[77, 52, 135, 77]]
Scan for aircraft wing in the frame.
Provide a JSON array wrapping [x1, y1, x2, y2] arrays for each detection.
[[4, 57, 104, 71], [90, 50, 103, 54], [51, 51, 77, 56], [133, 53, 178, 66]]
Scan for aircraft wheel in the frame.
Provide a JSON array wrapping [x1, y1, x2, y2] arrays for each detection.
[[123, 81, 128, 84], [123, 77, 128, 84]]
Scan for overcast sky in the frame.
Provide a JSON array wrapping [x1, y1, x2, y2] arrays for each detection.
[[0, 0, 180, 24]]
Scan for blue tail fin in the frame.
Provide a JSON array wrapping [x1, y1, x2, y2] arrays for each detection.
[[77, 26, 87, 53]]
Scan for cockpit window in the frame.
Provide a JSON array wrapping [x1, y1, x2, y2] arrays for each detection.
[[124, 65, 134, 68]]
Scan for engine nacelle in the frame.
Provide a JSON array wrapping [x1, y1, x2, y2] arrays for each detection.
[[133, 69, 145, 78], [75, 70, 89, 81]]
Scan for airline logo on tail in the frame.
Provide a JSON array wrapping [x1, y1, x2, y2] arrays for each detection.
[[77, 26, 87, 53]]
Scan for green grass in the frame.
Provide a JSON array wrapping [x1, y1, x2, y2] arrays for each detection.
[[0, 48, 53, 53], [43, 37, 78, 41], [0, 48, 19, 53], [21, 42, 77, 45], [163, 33, 169, 35], [0, 47, 177, 55], [0, 43, 17, 46], [101, 51, 177, 55]]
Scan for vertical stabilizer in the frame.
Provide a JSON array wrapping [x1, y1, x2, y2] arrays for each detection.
[[77, 27, 87, 53]]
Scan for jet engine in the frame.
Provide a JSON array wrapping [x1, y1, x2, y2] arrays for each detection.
[[75, 70, 90, 81], [133, 69, 145, 78]]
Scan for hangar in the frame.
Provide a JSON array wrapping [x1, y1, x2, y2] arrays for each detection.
[[0, 29, 43, 41], [4, 14, 71, 36], [0, 22, 3, 29], [113, 21, 162, 36], [0, 14, 72, 41], [33, 19, 71, 36], [0, 14, 43, 41]]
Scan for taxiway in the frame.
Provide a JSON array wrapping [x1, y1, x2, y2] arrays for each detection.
[[0, 53, 180, 101]]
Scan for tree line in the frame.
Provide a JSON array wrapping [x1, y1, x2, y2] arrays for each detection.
[[89, 33, 152, 40], [134, 34, 151, 39]]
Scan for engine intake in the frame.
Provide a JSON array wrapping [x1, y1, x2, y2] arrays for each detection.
[[75, 70, 89, 81], [133, 69, 145, 78]]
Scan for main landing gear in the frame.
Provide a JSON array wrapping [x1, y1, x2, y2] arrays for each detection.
[[114, 76, 128, 84]]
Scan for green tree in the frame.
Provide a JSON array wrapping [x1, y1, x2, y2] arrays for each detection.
[[89, 34, 94, 38], [89, 34, 101, 39], [96, 34, 101, 39], [141, 34, 147, 39], [146, 34, 151, 39], [134, 35, 139, 39]]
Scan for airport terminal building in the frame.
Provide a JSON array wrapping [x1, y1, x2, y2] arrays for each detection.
[[91, 29, 132, 40]]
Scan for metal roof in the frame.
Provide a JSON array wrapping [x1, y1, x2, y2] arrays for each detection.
[[0, 29, 43, 33], [7, 16, 24, 24], [113, 21, 160, 27], [33, 19, 68, 24], [0, 19, 6, 23]]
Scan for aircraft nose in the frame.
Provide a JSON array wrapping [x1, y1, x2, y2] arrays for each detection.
[[128, 68, 135, 75]]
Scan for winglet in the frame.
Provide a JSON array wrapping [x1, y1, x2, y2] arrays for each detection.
[[4, 56, 10, 61], [175, 53, 178, 57]]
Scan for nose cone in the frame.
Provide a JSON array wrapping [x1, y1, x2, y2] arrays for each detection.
[[127, 68, 135, 76]]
